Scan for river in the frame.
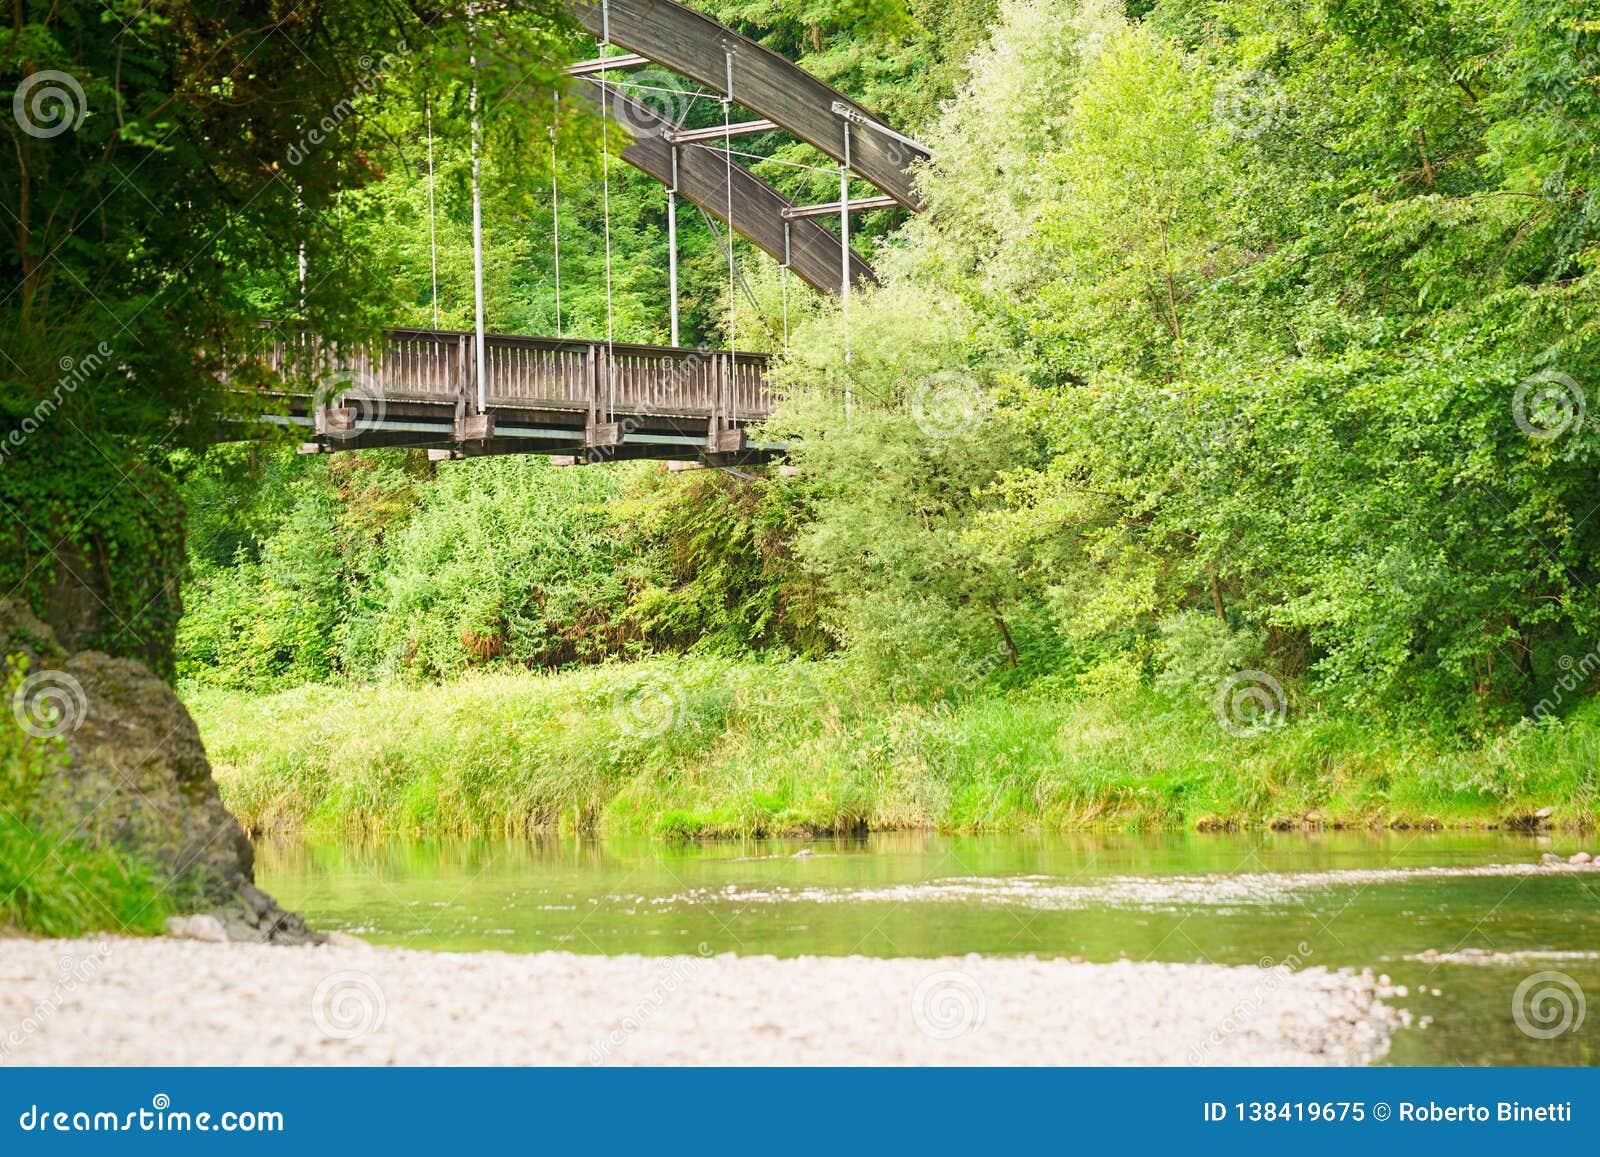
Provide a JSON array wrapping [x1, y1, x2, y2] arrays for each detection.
[[255, 830, 1598, 1065]]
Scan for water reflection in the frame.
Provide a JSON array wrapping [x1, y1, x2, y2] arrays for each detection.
[[256, 830, 1600, 1065]]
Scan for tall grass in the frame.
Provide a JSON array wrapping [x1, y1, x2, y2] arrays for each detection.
[[0, 817, 172, 937], [187, 659, 1600, 838], [1, 658, 173, 936]]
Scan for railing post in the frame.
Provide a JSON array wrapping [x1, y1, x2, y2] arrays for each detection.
[[708, 350, 745, 456], [585, 341, 622, 451], [454, 331, 494, 442]]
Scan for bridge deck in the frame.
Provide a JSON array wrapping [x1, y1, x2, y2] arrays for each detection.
[[269, 326, 783, 464]]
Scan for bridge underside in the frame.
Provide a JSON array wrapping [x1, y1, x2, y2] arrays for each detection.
[[272, 397, 782, 466], [560, 0, 929, 293]]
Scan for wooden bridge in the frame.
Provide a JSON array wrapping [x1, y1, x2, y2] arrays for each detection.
[[273, 0, 927, 466], [271, 327, 777, 463]]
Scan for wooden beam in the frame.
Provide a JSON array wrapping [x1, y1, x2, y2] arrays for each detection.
[[578, 81, 876, 293], [782, 195, 900, 219], [567, 0, 928, 209], [566, 53, 650, 76], [670, 119, 778, 144]]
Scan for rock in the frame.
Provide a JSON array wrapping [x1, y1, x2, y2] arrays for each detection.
[[31, 647, 256, 896], [3, 598, 320, 946], [1534, 807, 1554, 820], [791, 848, 815, 859], [0, 600, 66, 670], [1305, 811, 1322, 824], [236, 889, 275, 921], [1542, 852, 1565, 863], [1570, 852, 1593, 865], [166, 915, 228, 943], [324, 931, 370, 948]]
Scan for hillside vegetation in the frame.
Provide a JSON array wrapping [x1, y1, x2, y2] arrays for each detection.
[[180, 0, 1600, 833]]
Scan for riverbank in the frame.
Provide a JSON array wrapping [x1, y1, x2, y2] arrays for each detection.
[[187, 660, 1600, 839], [0, 938, 1404, 1065]]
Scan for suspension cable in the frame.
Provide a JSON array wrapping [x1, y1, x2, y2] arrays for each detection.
[[722, 46, 737, 427], [600, 40, 617, 422], [426, 96, 439, 329], [695, 206, 779, 342], [468, 2, 487, 413], [550, 92, 562, 338], [605, 78, 722, 108]]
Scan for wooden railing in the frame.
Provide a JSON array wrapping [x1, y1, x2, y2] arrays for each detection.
[[266, 326, 777, 422]]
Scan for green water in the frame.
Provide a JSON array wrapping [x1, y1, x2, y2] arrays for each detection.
[[255, 830, 1600, 1065]]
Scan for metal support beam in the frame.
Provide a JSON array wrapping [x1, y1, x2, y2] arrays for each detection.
[[829, 100, 930, 162], [469, 4, 487, 413], [668, 147, 680, 347], [841, 121, 851, 365]]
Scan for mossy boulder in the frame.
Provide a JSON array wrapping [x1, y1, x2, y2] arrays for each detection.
[[3, 599, 318, 942]]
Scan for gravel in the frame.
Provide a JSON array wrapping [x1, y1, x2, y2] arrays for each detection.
[[0, 938, 1405, 1066]]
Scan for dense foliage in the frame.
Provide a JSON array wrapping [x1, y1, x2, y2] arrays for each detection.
[[179, 449, 825, 687], [1, 0, 573, 669], [776, 0, 1600, 730], [53, 0, 1591, 752]]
